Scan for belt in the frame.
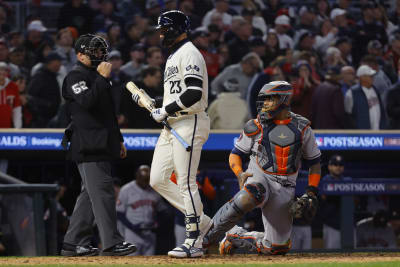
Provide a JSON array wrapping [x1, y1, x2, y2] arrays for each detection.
[[169, 111, 198, 117]]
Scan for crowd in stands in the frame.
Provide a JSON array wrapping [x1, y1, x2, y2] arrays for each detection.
[[1, 0, 400, 130]]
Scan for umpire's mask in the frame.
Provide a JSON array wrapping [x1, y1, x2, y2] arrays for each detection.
[[75, 34, 109, 68]]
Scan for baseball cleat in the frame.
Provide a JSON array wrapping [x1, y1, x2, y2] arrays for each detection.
[[61, 244, 99, 257], [168, 244, 203, 258], [219, 234, 234, 255], [101, 242, 136, 256]]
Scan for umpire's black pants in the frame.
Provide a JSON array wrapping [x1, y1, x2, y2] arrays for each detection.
[[63, 161, 123, 250]]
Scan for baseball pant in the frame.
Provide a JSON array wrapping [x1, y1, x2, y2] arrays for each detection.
[[63, 161, 123, 250], [150, 112, 210, 220], [291, 225, 312, 250], [123, 229, 156, 255], [245, 161, 295, 245], [323, 224, 341, 249]]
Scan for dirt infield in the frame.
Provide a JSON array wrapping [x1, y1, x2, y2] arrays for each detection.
[[1, 253, 400, 266]]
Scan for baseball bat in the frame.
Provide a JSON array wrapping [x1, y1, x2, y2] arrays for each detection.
[[126, 82, 192, 152]]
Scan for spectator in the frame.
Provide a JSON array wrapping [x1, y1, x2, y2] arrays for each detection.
[[314, 19, 338, 54], [339, 65, 356, 97], [261, 0, 284, 26], [117, 165, 167, 255], [373, 4, 398, 37], [23, 20, 50, 69], [55, 28, 77, 72], [295, 6, 317, 35], [0, 62, 22, 128], [315, 0, 331, 27], [360, 55, 392, 101], [207, 24, 223, 53], [92, 0, 124, 33], [191, 28, 220, 80], [335, 37, 353, 65], [273, 15, 294, 50], [0, 41, 21, 79], [107, 50, 128, 123], [352, 3, 388, 65], [323, 46, 345, 72], [312, 67, 347, 129], [263, 29, 282, 66], [120, 66, 162, 129], [387, 62, 400, 129], [120, 43, 146, 82], [330, 8, 351, 38], [367, 40, 397, 83], [58, 0, 94, 35], [295, 30, 317, 53], [0, 5, 11, 35], [7, 31, 24, 48], [12, 75, 32, 127], [248, 36, 266, 65], [106, 23, 122, 50], [145, 0, 162, 26], [241, 7, 267, 36], [208, 78, 248, 129], [145, 46, 163, 69], [26, 52, 62, 128], [118, 18, 147, 62], [227, 17, 252, 64], [344, 65, 387, 129], [143, 27, 161, 49], [320, 154, 352, 249], [385, 32, 400, 73], [292, 60, 318, 120], [211, 52, 262, 99], [179, 0, 201, 30], [356, 210, 397, 249], [202, 0, 232, 30]]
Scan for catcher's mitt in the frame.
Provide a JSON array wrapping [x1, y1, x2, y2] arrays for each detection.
[[289, 186, 319, 223]]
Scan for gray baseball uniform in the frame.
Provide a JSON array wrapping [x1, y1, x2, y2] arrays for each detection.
[[223, 113, 321, 252], [117, 180, 166, 255]]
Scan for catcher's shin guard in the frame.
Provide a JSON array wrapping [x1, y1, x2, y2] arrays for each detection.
[[205, 184, 264, 245]]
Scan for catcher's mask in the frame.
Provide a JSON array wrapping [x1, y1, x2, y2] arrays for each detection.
[[156, 10, 190, 48], [256, 81, 293, 122], [75, 34, 109, 68]]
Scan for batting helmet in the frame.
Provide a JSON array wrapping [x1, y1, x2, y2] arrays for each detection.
[[256, 81, 293, 122], [75, 34, 109, 68], [156, 10, 190, 47]]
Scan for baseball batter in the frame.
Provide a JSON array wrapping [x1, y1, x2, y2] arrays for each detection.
[[116, 165, 167, 255], [132, 10, 212, 258], [204, 81, 322, 255]]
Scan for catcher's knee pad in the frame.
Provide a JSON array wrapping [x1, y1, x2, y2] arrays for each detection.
[[243, 183, 266, 205], [259, 239, 291, 255]]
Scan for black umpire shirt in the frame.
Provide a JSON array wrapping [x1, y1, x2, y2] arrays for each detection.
[[62, 61, 123, 162]]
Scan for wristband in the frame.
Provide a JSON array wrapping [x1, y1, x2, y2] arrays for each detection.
[[308, 173, 321, 187]]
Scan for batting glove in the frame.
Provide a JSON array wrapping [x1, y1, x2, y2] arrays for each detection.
[[151, 107, 168, 122]]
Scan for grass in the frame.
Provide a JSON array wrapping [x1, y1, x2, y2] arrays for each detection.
[[1, 262, 400, 267]]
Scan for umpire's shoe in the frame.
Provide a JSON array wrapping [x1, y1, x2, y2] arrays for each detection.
[[61, 243, 99, 257], [101, 242, 136, 256]]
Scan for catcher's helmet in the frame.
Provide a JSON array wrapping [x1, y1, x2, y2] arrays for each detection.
[[75, 34, 109, 68], [257, 81, 293, 122], [156, 10, 190, 47]]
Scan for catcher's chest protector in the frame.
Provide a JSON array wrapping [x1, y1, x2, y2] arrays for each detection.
[[256, 116, 309, 175]]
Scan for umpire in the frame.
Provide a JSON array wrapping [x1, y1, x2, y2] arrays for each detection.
[[60, 34, 136, 256]]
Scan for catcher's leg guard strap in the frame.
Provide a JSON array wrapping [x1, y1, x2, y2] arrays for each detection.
[[260, 239, 291, 255], [205, 184, 265, 245]]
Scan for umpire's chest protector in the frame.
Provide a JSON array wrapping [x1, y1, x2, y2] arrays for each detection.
[[255, 114, 310, 175]]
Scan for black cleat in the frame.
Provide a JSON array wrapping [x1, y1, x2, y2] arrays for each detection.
[[61, 243, 99, 257], [101, 242, 136, 256]]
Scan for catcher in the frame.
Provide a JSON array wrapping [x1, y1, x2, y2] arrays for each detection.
[[203, 81, 321, 255]]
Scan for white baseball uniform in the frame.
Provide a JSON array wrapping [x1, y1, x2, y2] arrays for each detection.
[[149, 41, 211, 232], [116, 181, 166, 255]]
